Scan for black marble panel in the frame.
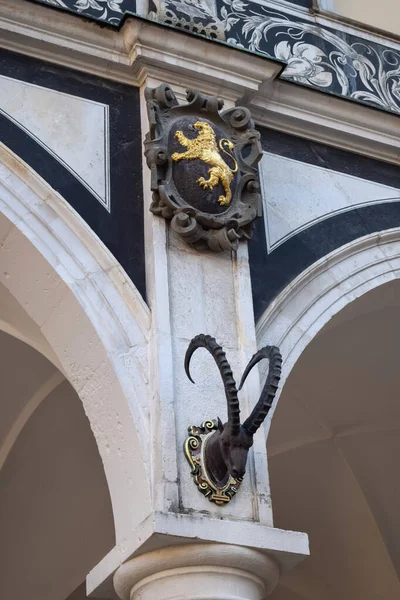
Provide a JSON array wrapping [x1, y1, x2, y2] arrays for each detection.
[[0, 49, 146, 301], [249, 127, 400, 320]]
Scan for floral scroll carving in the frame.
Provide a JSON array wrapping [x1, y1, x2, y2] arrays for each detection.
[[37, 0, 129, 25], [221, 0, 400, 114], [33, 0, 400, 114]]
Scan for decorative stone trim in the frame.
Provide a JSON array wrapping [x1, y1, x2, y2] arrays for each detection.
[[3, 3, 399, 165], [256, 228, 400, 434], [28, 0, 400, 115], [149, 0, 225, 40]]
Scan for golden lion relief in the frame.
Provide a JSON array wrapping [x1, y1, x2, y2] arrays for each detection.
[[171, 121, 238, 206]]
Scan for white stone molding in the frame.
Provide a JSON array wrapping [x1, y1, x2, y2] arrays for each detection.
[[0, 0, 398, 166], [88, 511, 308, 597], [114, 543, 280, 600], [0, 142, 152, 544], [0, 0, 279, 98], [248, 79, 400, 166], [139, 78, 180, 517], [256, 228, 400, 433]]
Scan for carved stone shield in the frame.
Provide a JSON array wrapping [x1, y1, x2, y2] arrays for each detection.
[[144, 84, 263, 252]]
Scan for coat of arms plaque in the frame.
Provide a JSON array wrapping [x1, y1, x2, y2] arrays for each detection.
[[144, 84, 263, 252]]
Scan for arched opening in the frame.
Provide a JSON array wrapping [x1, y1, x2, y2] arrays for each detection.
[[267, 280, 400, 599], [0, 145, 152, 594], [0, 323, 115, 599]]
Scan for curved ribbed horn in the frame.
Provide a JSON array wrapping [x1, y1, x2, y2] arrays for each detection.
[[185, 334, 240, 434], [239, 346, 282, 436]]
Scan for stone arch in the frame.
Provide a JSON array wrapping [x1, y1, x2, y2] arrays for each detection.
[[257, 228, 400, 431], [0, 143, 151, 544]]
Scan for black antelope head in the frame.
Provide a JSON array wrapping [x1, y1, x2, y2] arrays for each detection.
[[185, 334, 282, 486]]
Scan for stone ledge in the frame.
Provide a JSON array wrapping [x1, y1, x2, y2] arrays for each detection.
[[87, 511, 309, 598]]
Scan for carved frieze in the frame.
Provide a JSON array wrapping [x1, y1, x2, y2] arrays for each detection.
[[29, 1, 400, 115], [144, 84, 262, 252]]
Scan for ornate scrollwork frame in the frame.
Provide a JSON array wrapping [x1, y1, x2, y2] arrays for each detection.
[[144, 84, 263, 252], [184, 419, 242, 505]]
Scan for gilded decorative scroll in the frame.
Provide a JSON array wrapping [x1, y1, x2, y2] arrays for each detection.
[[184, 420, 242, 505]]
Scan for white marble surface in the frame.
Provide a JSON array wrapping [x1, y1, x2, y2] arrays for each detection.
[[0, 143, 151, 552], [260, 152, 400, 251], [0, 74, 110, 210]]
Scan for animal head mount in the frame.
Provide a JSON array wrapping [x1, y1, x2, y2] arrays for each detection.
[[184, 334, 282, 500]]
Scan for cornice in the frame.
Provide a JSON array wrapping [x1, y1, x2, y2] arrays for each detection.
[[249, 80, 400, 166], [20, 0, 400, 117], [0, 0, 398, 165], [0, 1, 280, 94]]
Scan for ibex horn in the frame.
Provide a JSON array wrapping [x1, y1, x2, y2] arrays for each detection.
[[239, 346, 282, 436], [185, 334, 240, 434]]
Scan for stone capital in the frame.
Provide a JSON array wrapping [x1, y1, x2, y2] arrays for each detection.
[[113, 543, 280, 600]]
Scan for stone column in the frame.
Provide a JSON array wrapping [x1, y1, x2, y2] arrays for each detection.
[[113, 544, 279, 600], [140, 78, 274, 525], [87, 76, 309, 600]]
